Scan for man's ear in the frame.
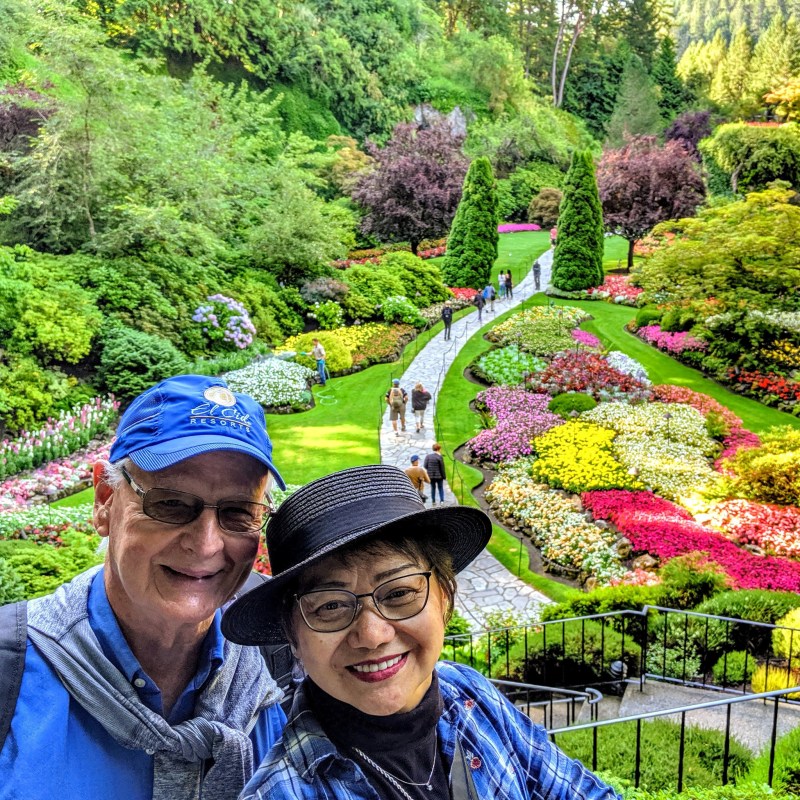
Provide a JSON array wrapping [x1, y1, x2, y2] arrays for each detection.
[[93, 461, 114, 538]]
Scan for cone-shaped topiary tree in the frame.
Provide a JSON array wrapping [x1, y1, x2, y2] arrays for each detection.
[[551, 150, 605, 291], [441, 156, 498, 288]]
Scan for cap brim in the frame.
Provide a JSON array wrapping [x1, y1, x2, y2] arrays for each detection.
[[129, 435, 286, 489], [221, 504, 491, 646]]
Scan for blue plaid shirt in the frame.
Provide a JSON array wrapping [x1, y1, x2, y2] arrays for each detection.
[[241, 661, 620, 799]]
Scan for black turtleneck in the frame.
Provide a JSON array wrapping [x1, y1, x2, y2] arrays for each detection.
[[305, 673, 451, 799]]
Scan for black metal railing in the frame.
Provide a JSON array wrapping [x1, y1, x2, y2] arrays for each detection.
[[547, 686, 800, 791], [444, 606, 800, 698], [490, 678, 603, 728]]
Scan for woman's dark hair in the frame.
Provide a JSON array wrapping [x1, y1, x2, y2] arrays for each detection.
[[280, 527, 457, 645]]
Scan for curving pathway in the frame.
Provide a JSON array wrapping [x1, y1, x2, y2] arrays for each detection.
[[379, 249, 554, 629]]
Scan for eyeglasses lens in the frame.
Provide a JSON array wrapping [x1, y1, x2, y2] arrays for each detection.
[[142, 489, 266, 532], [298, 572, 431, 632]]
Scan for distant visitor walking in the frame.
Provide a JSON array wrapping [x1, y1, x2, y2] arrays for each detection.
[[532, 260, 541, 291], [424, 442, 446, 505], [404, 454, 430, 501], [483, 282, 496, 313], [441, 300, 453, 340], [505, 270, 513, 299], [385, 378, 408, 436], [473, 291, 485, 323], [498, 271, 507, 299], [411, 382, 432, 433]]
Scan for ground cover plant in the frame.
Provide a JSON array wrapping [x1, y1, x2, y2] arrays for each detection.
[[224, 358, 315, 411], [472, 346, 548, 387]]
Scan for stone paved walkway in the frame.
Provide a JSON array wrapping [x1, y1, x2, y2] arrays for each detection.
[[380, 248, 554, 630]]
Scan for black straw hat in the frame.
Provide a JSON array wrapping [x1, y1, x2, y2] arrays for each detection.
[[222, 464, 492, 645]]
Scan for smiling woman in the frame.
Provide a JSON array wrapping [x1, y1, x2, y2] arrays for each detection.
[[222, 464, 622, 800]]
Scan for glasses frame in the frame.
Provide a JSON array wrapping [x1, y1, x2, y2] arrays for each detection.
[[119, 465, 276, 534], [295, 571, 433, 633]]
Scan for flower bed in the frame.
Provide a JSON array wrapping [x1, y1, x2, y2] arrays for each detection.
[[571, 329, 602, 349], [487, 306, 591, 355], [604, 352, 650, 384], [530, 420, 644, 493], [726, 369, 800, 409], [485, 460, 625, 583], [526, 351, 653, 402], [703, 499, 800, 559], [449, 287, 479, 303], [0, 397, 118, 481], [586, 275, 644, 304], [467, 388, 562, 464], [0, 443, 111, 512], [582, 490, 800, 592], [224, 358, 315, 410], [636, 325, 708, 355], [473, 346, 548, 387], [0, 503, 94, 545]]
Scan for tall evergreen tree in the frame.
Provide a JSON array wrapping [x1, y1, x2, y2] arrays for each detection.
[[652, 37, 686, 121], [621, 0, 662, 72], [605, 57, 663, 146], [710, 25, 754, 109], [749, 16, 800, 107], [551, 150, 604, 291], [441, 156, 499, 289]]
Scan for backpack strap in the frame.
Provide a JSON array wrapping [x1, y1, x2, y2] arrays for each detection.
[[239, 572, 296, 714], [0, 601, 27, 752], [451, 739, 479, 800]]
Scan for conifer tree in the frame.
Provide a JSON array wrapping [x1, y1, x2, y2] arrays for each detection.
[[441, 157, 498, 289], [551, 150, 604, 291], [710, 25, 754, 109], [652, 37, 686, 120], [605, 58, 663, 146]]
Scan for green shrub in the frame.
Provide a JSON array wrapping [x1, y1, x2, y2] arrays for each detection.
[[0, 357, 72, 433], [657, 553, 730, 611], [750, 663, 800, 700], [729, 428, 800, 506], [527, 186, 563, 227], [711, 650, 755, 686], [341, 264, 406, 307], [98, 324, 188, 401], [773, 608, 800, 661], [548, 392, 598, 419], [285, 332, 352, 374], [340, 290, 377, 321], [615, 782, 798, 799], [556, 719, 751, 791], [311, 300, 345, 330], [496, 162, 565, 221], [473, 346, 547, 386], [379, 252, 451, 308], [541, 584, 661, 625], [380, 295, 426, 327], [694, 590, 800, 661], [647, 613, 703, 679], [444, 608, 471, 637], [0, 557, 26, 605], [231, 271, 304, 341], [635, 306, 663, 328]]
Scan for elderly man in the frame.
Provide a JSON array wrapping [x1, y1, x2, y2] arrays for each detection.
[[0, 375, 287, 800]]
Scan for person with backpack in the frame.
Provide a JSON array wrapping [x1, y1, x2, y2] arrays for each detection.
[[0, 375, 288, 800], [411, 382, 432, 433], [473, 291, 486, 323], [441, 300, 453, 340], [385, 378, 408, 436], [483, 282, 496, 313]]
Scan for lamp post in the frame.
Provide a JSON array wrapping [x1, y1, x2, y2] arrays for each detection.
[[663, 412, 672, 441]]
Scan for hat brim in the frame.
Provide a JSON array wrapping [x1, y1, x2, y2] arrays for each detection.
[[222, 504, 491, 646], [129, 435, 286, 489]]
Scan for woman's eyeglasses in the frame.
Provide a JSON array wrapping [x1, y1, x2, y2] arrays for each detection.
[[120, 466, 274, 533], [296, 572, 432, 633]]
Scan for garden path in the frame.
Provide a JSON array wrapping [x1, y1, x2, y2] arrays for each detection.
[[379, 248, 554, 630]]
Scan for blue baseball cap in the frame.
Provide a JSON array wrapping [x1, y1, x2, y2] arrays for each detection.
[[109, 375, 285, 488], [410, 454, 420, 462], [392, 378, 400, 385]]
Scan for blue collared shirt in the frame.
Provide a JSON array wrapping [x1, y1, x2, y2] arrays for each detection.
[[0, 570, 285, 800], [242, 661, 621, 800]]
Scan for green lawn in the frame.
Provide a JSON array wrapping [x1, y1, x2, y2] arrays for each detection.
[[603, 235, 639, 272], [52, 486, 94, 508]]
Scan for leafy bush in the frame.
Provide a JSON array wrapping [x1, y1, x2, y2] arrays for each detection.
[[0, 557, 25, 605], [657, 553, 730, 610], [496, 162, 566, 221], [341, 264, 406, 307], [97, 325, 188, 401], [279, 332, 353, 374], [635, 306, 663, 328], [527, 186, 563, 227], [191, 293, 256, 350], [616, 784, 800, 799], [556, 719, 751, 791], [773, 608, 800, 662], [224, 358, 315, 410], [300, 277, 350, 304], [728, 428, 800, 506], [547, 392, 598, 418], [340, 290, 376, 322], [380, 295, 426, 327], [646, 614, 703, 680], [310, 300, 345, 330], [541, 584, 660, 625], [711, 650, 754, 686], [750, 663, 800, 700], [379, 252, 451, 308], [0, 357, 73, 433]]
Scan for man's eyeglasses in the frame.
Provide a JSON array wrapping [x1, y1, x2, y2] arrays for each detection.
[[296, 571, 432, 633], [120, 466, 275, 534]]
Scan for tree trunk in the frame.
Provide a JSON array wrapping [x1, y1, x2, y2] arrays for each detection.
[[627, 238, 635, 272], [410, 239, 419, 255]]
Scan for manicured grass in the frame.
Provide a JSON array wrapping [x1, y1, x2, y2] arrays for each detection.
[[52, 487, 94, 507], [602, 235, 639, 272]]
